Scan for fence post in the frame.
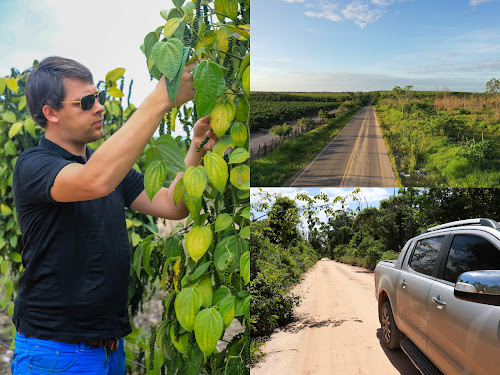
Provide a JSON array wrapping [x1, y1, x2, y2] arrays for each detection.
[[264, 142, 267, 156]]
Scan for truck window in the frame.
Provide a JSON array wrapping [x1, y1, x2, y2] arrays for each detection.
[[408, 236, 445, 276], [443, 234, 500, 283]]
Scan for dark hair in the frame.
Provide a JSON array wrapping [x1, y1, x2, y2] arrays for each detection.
[[25, 56, 94, 128]]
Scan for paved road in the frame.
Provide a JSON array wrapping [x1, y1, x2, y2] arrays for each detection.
[[252, 260, 420, 375], [286, 106, 397, 187]]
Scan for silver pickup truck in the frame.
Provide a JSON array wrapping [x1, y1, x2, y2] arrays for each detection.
[[374, 218, 500, 375]]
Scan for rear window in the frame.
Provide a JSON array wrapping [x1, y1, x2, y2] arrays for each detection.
[[408, 236, 445, 276]]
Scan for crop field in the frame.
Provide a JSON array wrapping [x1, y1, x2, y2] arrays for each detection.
[[250, 92, 363, 131]]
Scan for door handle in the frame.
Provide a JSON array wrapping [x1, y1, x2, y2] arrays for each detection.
[[432, 296, 447, 309], [400, 280, 407, 289]]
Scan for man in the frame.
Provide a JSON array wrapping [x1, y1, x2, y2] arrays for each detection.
[[10, 56, 216, 374]]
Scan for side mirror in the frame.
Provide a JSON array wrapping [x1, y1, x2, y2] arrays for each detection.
[[454, 270, 500, 306]]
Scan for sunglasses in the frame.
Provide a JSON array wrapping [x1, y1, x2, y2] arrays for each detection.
[[61, 90, 106, 110]]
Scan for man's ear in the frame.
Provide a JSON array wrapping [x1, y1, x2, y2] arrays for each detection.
[[42, 105, 60, 124]]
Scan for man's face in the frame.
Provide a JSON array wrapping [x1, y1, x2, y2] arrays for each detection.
[[56, 78, 105, 146]]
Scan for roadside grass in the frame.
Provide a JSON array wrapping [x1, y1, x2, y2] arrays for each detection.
[[375, 101, 500, 187], [251, 107, 362, 187]]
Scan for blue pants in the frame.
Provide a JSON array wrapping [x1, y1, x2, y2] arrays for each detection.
[[11, 333, 125, 375]]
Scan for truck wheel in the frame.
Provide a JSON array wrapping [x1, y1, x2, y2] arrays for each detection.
[[381, 301, 405, 349]]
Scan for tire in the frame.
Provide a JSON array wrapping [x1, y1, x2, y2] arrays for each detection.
[[380, 301, 405, 349]]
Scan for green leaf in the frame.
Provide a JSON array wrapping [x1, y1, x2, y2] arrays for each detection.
[[210, 101, 235, 138], [218, 295, 236, 328], [8, 122, 23, 139], [1, 260, 8, 274], [203, 152, 228, 193], [214, 235, 238, 272], [185, 225, 213, 262], [212, 135, 236, 156], [170, 326, 190, 355], [144, 160, 167, 201], [175, 287, 203, 332], [3, 111, 16, 123], [152, 39, 184, 81], [213, 287, 230, 305], [242, 66, 250, 95], [18, 96, 26, 111], [240, 251, 250, 285], [5, 77, 18, 93], [193, 61, 226, 118], [228, 148, 249, 164], [9, 252, 22, 263], [131, 232, 141, 247], [105, 68, 125, 83], [164, 235, 182, 259], [215, 0, 239, 22], [183, 166, 208, 199], [243, 295, 250, 320], [189, 261, 212, 282], [230, 122, 247, 147], [166, 47, 190, 103], [173, 0, 185, 7], [133, 245, 143, 278], [183, 193, 202, 223], [186, 345, 203, 375], [196, 276, 213, 307], [0, 78, 5, 94], [230, 165, 250, 189], [173, 177, 185, 205], [24, 118, 36, 135], [107, 87, 124, 98], [1, 204, 13, 217], [215, 213, 232, 233], [142, 241, 155, 276], [239, 207, 250, 219], [239, 225, 250, 239], [153, 135, 186, 173], [164, 17, 185, 38], [144, 32, 159, 59], [235, 95, 249, 123], [194, 307, 224, 358]]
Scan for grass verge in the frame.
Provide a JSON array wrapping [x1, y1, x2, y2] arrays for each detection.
[[250, 107, 362, 186]]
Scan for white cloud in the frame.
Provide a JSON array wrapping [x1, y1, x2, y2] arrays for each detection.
[[299, 0, 405, 28], [470, 0, 494, 6], [283, 0, 306, 2], [342, 1, 384, 28]]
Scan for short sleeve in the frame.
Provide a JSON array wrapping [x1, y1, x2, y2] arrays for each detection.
[[13, 148, 73, 204], [121, 168, 144, 208]]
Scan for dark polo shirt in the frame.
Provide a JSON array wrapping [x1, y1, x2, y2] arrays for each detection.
[[12, 136, 144, 341]]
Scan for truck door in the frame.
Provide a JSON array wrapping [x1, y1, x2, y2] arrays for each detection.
[[396, 235, 446, 353], [427, 232, 500, 375]]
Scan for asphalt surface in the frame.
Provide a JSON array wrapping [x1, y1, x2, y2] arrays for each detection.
[[286, 106, 397, 187], [252, 260, 420, 375]]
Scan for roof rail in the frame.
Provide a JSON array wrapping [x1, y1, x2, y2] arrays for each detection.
[[422, 218, 500, 234]]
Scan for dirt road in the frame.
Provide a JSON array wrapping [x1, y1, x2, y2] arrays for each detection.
[[252, 260, 420, 375], [286, 106, 397, 187]]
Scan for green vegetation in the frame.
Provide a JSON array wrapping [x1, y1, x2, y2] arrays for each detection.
[[374, 88, 500, 187], [250, 91, 367, 131], [251, 107, 362, 186], [314, 188, 500, 269]]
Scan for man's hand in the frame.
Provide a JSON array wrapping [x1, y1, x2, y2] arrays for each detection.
[[155, 61, 198, 110], [190, 115, 218, 153]]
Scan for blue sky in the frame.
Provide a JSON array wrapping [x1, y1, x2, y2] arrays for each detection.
[[252, 0, 500, 92]]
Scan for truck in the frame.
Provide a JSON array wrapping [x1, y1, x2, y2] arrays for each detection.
[[374, 218, 500, 375]]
